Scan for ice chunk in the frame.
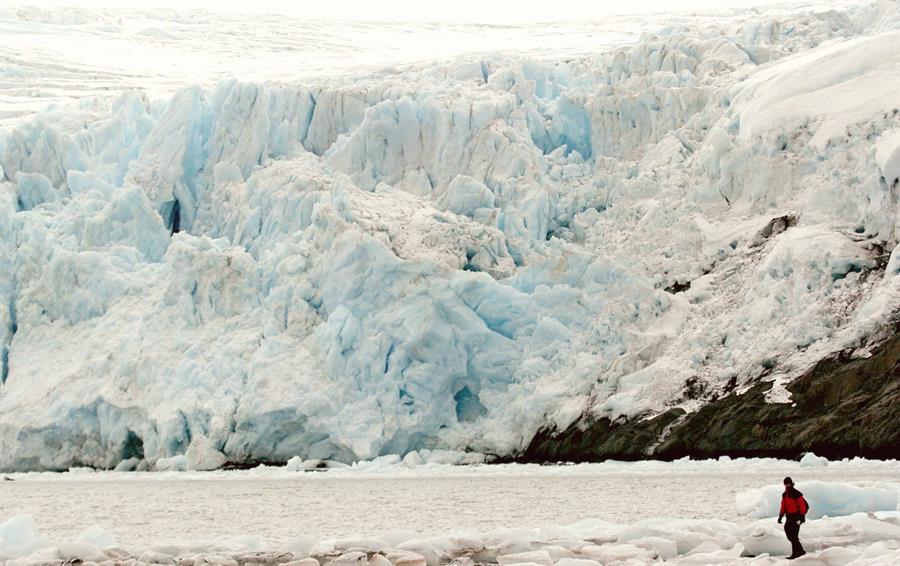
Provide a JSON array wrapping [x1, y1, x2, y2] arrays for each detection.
[[381, 531, 418, 547], [552, 559, 599, 566], [441, 175, 495, 217], [675, 543, 744, 565], [498, 550, 553, 566], [186, 435, 227, 471], [284, 456, 305, 472], [736, 481, 900, 519], [626, 536, 677, 560], [0, 514, 49, 558], [578, 543, 657, 564], [155, 454, 188, 472], [1, 121, 87, 188], [397, 540, 440, 566], [77, 525, 118, 548], [15, 171, 58, 210], [113, 457, 141, 472], [887, 245, 900, 276], [617, 519, 737, 555], [739, 523, 790, 558], [139, 551, 178, 564], [875, 129, 900, 186], [328, 551, 369, 566], [385, 550, 427, 566], [56, 541, 108, 562], [333, 538, 391, 554], [800, 452, 829, 468], [79, 185, 171, 261]]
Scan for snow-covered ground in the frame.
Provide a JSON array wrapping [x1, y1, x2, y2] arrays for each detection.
[[0, 5, 676, 126], [2, 3, 867, 126], [2, 458, 900, 564]]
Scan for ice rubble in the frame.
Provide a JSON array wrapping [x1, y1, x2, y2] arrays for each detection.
[[3, 511, 900, 565], [1, 1, 900, 471], [7, 452, 899, 480]]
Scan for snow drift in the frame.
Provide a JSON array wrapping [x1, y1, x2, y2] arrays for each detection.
[[1, 1, 899, 471]]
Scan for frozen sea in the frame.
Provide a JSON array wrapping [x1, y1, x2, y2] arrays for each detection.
[[3, 459, 899, 546]]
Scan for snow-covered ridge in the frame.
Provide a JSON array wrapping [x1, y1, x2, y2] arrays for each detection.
[[1, 1, 899, 471]]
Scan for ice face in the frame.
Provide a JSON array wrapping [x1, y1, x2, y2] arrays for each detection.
[[1, 2, 899, 471]]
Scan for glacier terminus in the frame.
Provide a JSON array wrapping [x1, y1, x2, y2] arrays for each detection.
[[0, 1, 899, 473]]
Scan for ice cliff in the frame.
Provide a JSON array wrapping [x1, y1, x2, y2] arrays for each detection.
[[1, 2, 898, 471]]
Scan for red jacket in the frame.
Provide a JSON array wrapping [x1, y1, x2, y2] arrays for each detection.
[[780, 487, 809, 517]]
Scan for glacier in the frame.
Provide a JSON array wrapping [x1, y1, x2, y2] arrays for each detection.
[[0, 1, 899, 471]]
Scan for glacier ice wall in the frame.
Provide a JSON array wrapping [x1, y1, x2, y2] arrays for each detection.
[[1, 2, 899, 470]]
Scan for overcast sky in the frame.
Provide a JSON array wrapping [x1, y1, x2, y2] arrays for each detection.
[[1, 0, 803, 22]]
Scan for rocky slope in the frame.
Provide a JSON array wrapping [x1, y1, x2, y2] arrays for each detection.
[[521, 320, 900, 462]]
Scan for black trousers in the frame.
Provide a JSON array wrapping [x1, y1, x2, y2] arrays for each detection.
[[784, 516, 805, 556]]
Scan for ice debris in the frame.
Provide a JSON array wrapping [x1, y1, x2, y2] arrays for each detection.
[[3, 511, 900, 565]]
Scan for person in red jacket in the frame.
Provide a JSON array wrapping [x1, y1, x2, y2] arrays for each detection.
[[778, 476, 809, 559]]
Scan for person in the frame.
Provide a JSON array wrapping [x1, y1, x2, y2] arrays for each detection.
[[778, 476, 809, 559]]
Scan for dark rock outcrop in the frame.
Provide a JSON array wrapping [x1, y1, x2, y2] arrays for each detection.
[[520, 323, 900, 462]]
